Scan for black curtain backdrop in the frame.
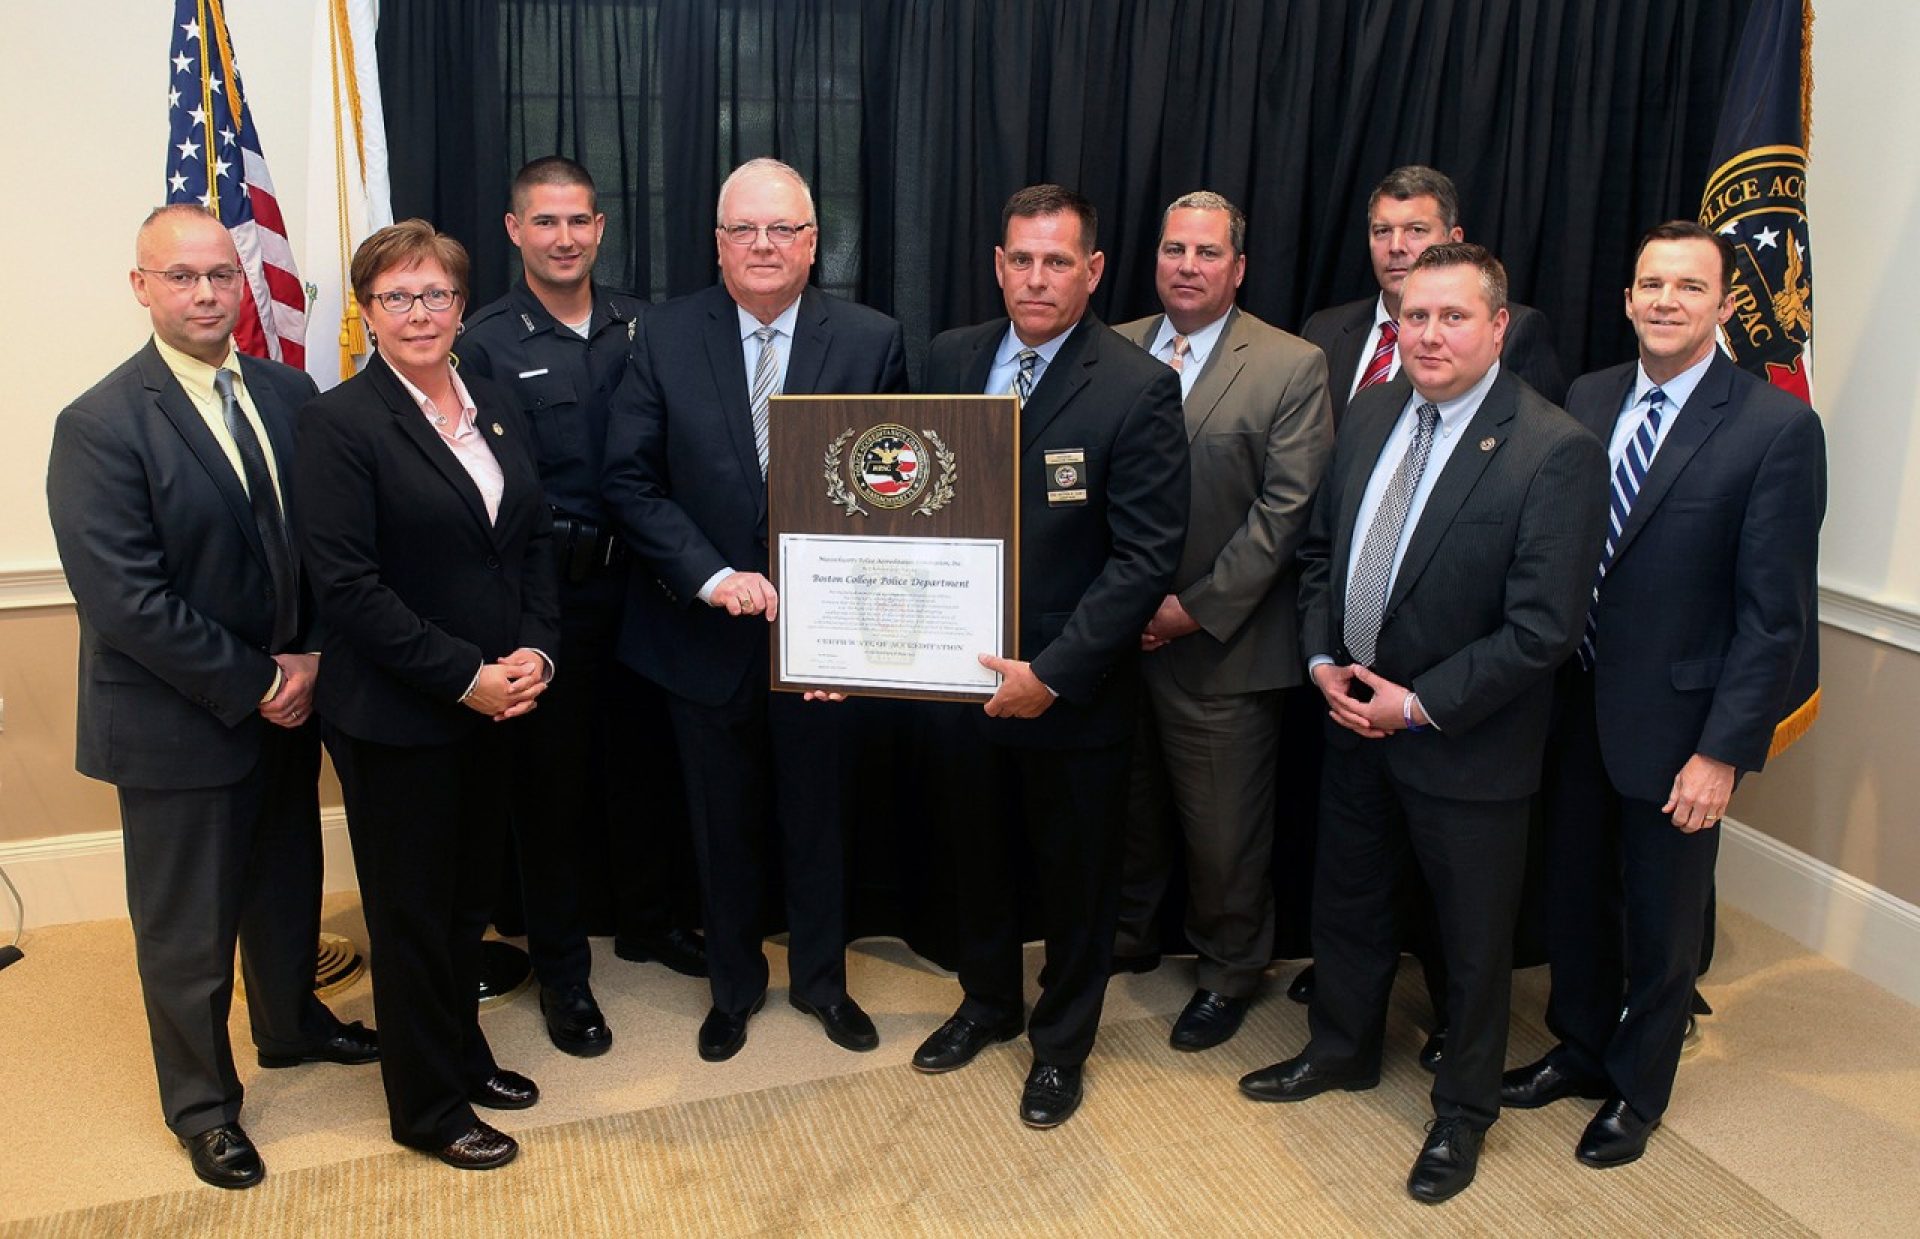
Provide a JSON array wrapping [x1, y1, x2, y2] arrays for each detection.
[[381, 0, 1752, 380], [379, 0, 1754, 966]]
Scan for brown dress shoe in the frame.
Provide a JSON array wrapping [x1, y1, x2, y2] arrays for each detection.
[[437, 1120, 518, 1170]]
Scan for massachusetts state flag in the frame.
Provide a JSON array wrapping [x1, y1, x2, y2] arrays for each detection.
[[165, 0, 306, 368], [1699, 0, 1820, 756]]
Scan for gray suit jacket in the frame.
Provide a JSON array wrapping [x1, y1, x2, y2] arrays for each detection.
[[1118, 308, 1334, 694], [48, 342, 319, 789]]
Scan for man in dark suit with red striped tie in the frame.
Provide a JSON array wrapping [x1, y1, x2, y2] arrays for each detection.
[[1303, 165, 1567, 423]]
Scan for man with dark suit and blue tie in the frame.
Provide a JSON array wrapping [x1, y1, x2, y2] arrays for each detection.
[[603, 158, 907, 1062], [909, 184, 1189, 1128], [1501, 221, 1825, 1168], [46, 206, 377, 1190], [1239, 243, 1607, 1204]]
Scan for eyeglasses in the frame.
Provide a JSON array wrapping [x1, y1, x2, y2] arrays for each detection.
[[139, 266, 245, 291], [718, 222, 814, 247], [369, 288, 460, 314]]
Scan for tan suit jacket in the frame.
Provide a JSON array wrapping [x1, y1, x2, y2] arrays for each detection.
[[1118, 307, 1333, 694]]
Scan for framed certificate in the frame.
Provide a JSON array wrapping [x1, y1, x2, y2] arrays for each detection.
[[767, 395, 1019, 701]]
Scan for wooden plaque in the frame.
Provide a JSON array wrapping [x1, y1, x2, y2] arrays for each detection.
[[767, 395, 1020, 701]]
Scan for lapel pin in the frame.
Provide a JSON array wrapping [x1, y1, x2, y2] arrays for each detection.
[[491, 422, 505, 436], [1479, 436, 1497, 452]]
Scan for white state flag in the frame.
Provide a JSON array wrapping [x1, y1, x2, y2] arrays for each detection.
[[303, 0, 392, 390]]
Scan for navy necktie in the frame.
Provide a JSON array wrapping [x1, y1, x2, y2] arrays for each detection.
[[1578, 387, 1667, 669]]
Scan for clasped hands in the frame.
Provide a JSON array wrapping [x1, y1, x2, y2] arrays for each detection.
[[1139, 594, 1201, 652], [464, 648, 549, 721], [259, 652, 318, 729], [1311, 662, 1426, 738]]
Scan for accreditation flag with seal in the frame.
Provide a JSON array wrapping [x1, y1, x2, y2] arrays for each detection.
[[303, 0, 392, 390], [1699, 0, 1820, 756]]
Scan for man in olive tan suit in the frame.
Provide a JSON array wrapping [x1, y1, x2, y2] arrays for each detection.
[[1111, 192, 1334, 1050]]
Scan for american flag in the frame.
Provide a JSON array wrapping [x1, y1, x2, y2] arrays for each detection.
[[165, 0, 305, 368]]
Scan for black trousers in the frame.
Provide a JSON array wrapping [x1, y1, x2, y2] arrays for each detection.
[[664, 658, 851, 1014], [503, 571, 695, 989], [931, 705, 1133, 1067], [1540, 669, 1720, 1121], [330, 726, 513, 1149], [1305, 736, 1530, 1130], [118, 725, 334, 1138]]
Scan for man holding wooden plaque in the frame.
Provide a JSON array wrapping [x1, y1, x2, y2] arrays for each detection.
[[907, 184, 1189, 1128], [602, 158, 907, 1064]]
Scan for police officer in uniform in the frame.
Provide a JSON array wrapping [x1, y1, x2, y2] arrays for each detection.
[[460, 156, 706, 1056]]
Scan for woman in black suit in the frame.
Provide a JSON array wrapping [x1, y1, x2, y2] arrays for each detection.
[[295, 220, 559, 1170]]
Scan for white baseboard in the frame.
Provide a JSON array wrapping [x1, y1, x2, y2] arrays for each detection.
[[0, 808, 359, 930], [1718, 817, 1920, 1007]]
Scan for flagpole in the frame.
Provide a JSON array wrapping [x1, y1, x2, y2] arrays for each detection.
[[196, 0, 218, 218]]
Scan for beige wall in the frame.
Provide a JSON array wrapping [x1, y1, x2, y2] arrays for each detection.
[[1731, 626, 1920, 907], [0, 609, 118, 842], [0, 607, 342, 846]]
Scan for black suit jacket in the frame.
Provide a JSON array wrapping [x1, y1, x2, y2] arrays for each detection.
[[1303, 295, 1569, 421], [49, 342, 318, 789], [603, 283, 908, 706], [924, 314, 1189, 750], [294, 355, 559, 747], [1566, 354, 1825, 800], [1297, 370, 1608, 800]]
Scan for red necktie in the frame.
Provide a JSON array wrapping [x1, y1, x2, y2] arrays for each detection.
[[1358, 319, 1397, 391]]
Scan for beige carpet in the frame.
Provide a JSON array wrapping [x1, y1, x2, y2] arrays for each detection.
[[1, 901, 1916, 1235]]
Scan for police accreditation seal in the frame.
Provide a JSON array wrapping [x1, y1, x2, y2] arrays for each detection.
[[823, 421, 957, 517], [1700, 144, 1813, 403]]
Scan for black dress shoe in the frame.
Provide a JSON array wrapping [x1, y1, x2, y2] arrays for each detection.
[[1108, 952, 1161, 976], [697, 993, 765, 1062], [541, 984, 613, 1058], [1576, 1096, 1659, 1167], [1407, 1117, 1482, 1204], [257, 1020, 380, 1068], [790, 994, 879, 1051], [182, 1123, 264, 1189], [1500, 1055, 1608, 1109], [1238, 1054, 1378, 1103], [912, 1013, 1022, 1073], [436, 1120, 518, 1170], [614, 927, 709, 978], [1418, 1027, 1446, 1073], [1286, 964, 1316, 1004], [1019, 1062, 1083, 1128], [470, 1068, 540, 1111], [1169, 989, 1252, 1051]]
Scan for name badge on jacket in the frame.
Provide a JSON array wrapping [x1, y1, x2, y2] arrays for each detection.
[[1045, 448, 1087, 505]]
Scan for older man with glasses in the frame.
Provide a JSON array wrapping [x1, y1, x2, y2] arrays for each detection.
[[603, 157, 908, 1062]]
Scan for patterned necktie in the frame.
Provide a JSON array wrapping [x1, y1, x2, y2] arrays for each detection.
[[1013, 348, 1039, 402], [750, 325, 779, 477], [212, 368, 297, 651], [1357, 319, 1398, 392], [1578, 388, 1668, 669], [1168, 334, 1191, 374], [1343, 401, 1441, 666]]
